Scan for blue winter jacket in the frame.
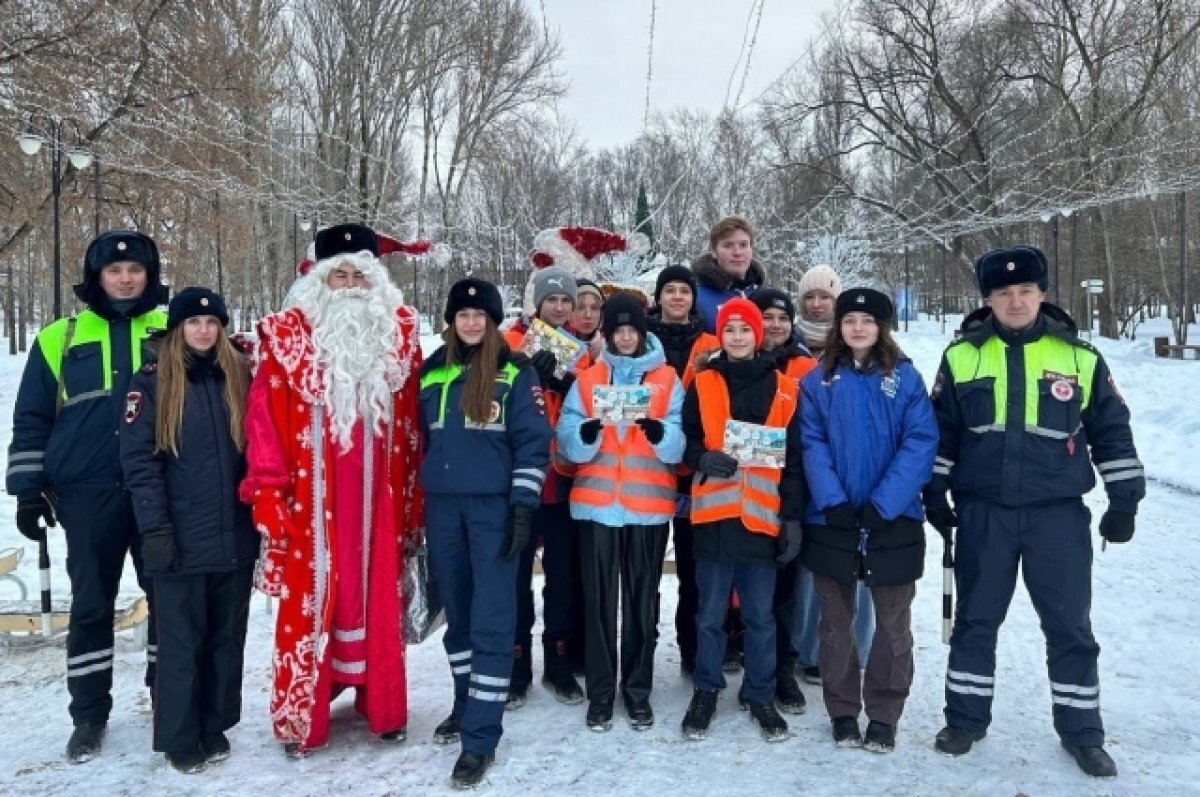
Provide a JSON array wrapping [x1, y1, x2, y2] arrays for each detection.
[[690, 253, 767, 333], [801, 357, 938, 525], [418, 347, 551, 509], [557, 333, 685, 526]]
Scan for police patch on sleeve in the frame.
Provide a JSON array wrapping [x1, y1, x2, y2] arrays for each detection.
[[124, 391, 143, 424], [530, 385, 547, 416]]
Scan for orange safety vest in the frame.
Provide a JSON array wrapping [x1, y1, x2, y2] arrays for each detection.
[[506, 323, 568, 494], [782, 352, 818, 383], [675, 332, 720, 478], [690, 369, 798, 536], [567, 361, 678, 517]]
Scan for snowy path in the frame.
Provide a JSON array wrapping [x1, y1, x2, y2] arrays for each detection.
[[0, 318, 1197, 795]]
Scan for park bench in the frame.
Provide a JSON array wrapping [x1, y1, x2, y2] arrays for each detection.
[[1153, 337, 1200, 359]]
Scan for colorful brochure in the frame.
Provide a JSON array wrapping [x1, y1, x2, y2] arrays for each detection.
[[520, 317, 585, 379], [590, 384, 652, 423], [723, 419, 786, 469]]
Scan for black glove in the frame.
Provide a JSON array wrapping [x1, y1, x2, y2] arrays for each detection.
[[141, 527, 178, 574], [925, 505, 958, 543], [579, 419, 602, 445], [1099, 509, 1135, 544], [776, 519, 802, 566], [16, 493, 55, 542], [860, 502, 891, 531], [503, 505, 535, 558], [635, 418, 665, 445], [529, 349, 559, 381], [823, 502, 858, 529], [698, 450, 738, 479]]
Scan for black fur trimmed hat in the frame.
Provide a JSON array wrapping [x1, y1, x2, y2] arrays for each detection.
[[444, 277, 504, 326], [751, 288, 796, 321], [315, 223, 379, 260], [84, 230, 160, 275], [835, 287, 893, 322], [168, 287, 229, 331], [974, 245, 1048, 296]]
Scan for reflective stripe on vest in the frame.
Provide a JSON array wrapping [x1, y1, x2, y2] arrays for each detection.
[[944, 334, 1097, 434], [38, 309, 166, 404], [420, 361, 520, 429], [689, 369, 797, 536], [568, 361, 677, 516]]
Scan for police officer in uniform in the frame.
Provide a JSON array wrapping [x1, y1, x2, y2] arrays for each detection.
[[926, 245, 1144, 778], [7, 230, 166, 763]]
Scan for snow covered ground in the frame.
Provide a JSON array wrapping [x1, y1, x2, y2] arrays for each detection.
[[0, 315, 1198, 796]]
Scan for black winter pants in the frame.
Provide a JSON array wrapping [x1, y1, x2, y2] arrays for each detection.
[[58, 487, 157, 726], [579, 521, 668, 707], [152, 566, 253, 754], [514, 502, 577, 686], [672, 514, 698, 669]]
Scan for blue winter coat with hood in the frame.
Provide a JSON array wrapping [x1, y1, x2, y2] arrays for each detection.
[[557, 332, 685, 527], [800, 354, 938, 585]]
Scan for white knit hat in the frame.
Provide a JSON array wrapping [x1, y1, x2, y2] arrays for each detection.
[[797, 264, 843, 298]]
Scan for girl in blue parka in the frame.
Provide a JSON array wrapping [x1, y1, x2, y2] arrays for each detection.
[[418, 277, 551, 789], [799, 287, 937, 754], [557, 292, 685, 732]]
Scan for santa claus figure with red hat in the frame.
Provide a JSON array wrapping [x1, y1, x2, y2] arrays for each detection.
[[239, 222, 423, 757]]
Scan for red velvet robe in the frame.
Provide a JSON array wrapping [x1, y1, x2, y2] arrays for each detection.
[[240, 306, 423, 749]]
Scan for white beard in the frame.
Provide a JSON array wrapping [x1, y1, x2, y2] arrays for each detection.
[[302, 286, 402, 452]]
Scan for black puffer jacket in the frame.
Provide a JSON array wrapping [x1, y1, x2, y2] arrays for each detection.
[[682, 352, 805, 564], [119, 350, 257, 575]]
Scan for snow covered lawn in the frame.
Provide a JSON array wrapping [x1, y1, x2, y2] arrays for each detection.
[[0, 317, 1196, 795]]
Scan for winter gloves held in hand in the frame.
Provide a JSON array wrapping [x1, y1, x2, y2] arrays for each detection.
[[579, 419, 602, 445], [1099, 508, 1135, 544], [823, 502, 858, 530], [530, 350, 575, 394], [925, 505, 958, 543], [698, 451, 739, 479], [504, 505, 535, 557], [15, 493, 55, 542], [776, 519, 802, 566], [635, 418, 664, 444], [141, 526, 178, 573]]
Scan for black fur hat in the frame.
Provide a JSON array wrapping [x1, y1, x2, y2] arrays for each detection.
[[974, 245, 1049, 296], [315, 223, 379, 260], [835, 287, 894, 322], [168, 287, 229, 331], [444, 277, 504, 326], [74, 230, 163, 318]]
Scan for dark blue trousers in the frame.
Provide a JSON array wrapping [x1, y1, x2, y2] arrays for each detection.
[[426, 494, 519, 756], [945, 499, 1104, 747], [694, 559, 776, 703], [58, 487, 157, 726], [514, 501, 576, 684]]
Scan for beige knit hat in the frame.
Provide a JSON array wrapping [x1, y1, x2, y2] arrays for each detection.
[[796, 264, 842, 298]]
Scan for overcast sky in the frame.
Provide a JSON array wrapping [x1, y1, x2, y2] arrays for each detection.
[[531, 0, 843, 149]]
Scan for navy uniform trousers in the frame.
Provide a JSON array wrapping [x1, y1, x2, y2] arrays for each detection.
[[57, 486, 157, 726], [426, 494, 519, 756], [946, 499, 1104, 747]]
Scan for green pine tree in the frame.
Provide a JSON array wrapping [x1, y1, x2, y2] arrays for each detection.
[[633, 181, 657, 257]]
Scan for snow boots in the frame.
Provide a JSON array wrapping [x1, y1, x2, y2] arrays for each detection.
[[66, 722, 105, 763], [863, 720, 896, 753], [1062, 743, 1118, 778], [681, 689, 719, 740], [625, 699, 654, 731], [775, 666, 807, 714], [586, 702, 613, 732], [832, 716, 863, 748], [934, 725, 986, 755], [166, 749, 207, 774], [451, 751, 494, 789], [434, 714, 461, 745], [201, 732, 231, 763], [738, 692, 790, 742]]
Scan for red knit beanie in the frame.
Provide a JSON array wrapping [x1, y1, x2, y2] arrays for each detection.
[[715, 297, 764, 349]]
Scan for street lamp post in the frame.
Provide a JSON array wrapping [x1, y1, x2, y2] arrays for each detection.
[[17, 116, 93, 318]]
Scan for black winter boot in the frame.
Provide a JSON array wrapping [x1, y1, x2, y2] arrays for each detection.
[[166, 749, 207, 774], [625, 699, 654, 730], [863, 720, 896, 753], [738, 692, 790, 742], [66, 723, 105, 763], [451, 751, 494, 789], [434, 714, 460, 745], [775, 666, 807, 715], [681, 689, 718, 740], [542, 640, 584, 705], [1062, 742, 1118, 777], [832, 716, 862, 747], [934, 724, 986, 755], [201, 732, 231, 762], [508, 640, 532, 710], [586, 702, 613, 732]]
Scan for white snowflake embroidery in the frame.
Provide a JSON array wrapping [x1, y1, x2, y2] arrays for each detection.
[[269, 374, 282, 389]]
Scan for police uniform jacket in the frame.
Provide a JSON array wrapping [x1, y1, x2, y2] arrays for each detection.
[[929, 304, 1144, 512], [418, 346, 551, 509]]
